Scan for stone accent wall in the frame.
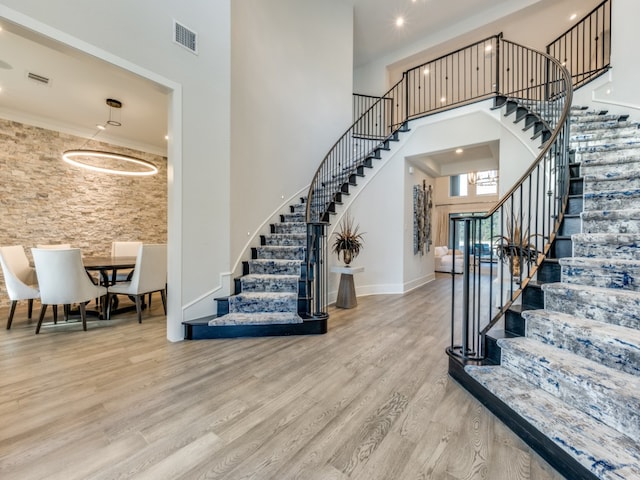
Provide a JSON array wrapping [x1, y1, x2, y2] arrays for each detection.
[[0, 118, 167, 308]]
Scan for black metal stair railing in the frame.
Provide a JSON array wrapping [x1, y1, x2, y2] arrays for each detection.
[[546, 0, 611, 90], [448, 40, 573, 361], [305, 35, 502, 317], [305, 0, 608, 320]]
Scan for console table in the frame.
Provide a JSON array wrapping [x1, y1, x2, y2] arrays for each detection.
[[331, 266, 364, 309]]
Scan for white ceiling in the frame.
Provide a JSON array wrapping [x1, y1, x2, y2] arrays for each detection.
[[0, 0, 595, 163]]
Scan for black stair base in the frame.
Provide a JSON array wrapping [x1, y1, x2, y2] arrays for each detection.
[[447, 354, 598, 480], [183, 315, 328, 339]]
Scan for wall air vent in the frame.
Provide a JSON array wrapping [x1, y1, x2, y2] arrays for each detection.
[[27, 72, 50, 85], [173, 20, 198, 55]]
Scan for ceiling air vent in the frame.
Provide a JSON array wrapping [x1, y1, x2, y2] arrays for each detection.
[[173, 20, 198, 55], [27, 72, 50, 85]]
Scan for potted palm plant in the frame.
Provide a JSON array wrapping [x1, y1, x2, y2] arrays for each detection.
[[494, 211, 539, 277], [332, 213, 364, 266]]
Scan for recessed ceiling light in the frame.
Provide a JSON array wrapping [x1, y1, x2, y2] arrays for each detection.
[[456, 148, 463, 154], [570, 13, 577, 21], [96, 124, 106, 130], [396, 17, 404, 27], [485, 45, 492, 52], [440, 96, 446, 102], [423, 67, 429, 75]]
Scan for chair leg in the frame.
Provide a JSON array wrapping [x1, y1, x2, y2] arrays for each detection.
[[160, 290, 167, 315], [53, 305, 58, 324], [6, 300, 17, 329], [64, 305, 70, 321], [35, 304, 48, 334], [148, 292, 152, 309], [135, 295, 143, 323], [79, 303, 87, 331], [27, 299, 34, 319]]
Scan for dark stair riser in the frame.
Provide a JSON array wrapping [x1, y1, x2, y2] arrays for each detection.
[[505, 307, 526, 336], [522, 283, 544, 310], [566, 195, 583, 215], [558, 215, 581, 236], [536, 260, 561, 283], [570, 178, 584, 195], [549, 238, 572, 259]]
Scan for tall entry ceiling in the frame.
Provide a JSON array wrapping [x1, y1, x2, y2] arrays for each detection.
[[0, 0, 596, 157]]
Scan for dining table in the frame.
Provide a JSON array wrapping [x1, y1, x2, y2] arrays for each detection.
[[83, 255, 137, 286], [82, 255, 138, 318]]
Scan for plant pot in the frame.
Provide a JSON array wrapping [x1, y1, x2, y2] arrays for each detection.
[[342, 250, 353, 265]]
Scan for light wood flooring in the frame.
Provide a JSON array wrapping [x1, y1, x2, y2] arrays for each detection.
[[0, 276, 565, 479]]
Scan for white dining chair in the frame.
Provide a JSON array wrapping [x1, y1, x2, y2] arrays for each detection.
[[0, 245, 40, 329], [110, 241, 142, 283], [32, 248, 107, 334], [107, 244, 167, 323]]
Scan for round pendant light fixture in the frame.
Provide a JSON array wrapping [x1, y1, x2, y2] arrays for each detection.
[[61, 98, 158, 176], [62, 150, 158, 176]]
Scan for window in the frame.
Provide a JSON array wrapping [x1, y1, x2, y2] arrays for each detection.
[[450, 174, 468, 197], [469, 170, 498, 195]]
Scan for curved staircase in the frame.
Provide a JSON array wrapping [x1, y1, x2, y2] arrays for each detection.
[[183, 198, 327, 339], [454, 106, 640, 479]]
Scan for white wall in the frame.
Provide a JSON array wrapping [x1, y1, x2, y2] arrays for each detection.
[[579, 0, 640, 115], [326, 102, 536, 297], [0, 0, 231, 340], [353, 0, 544, 94], [230, 0, 353, 272]]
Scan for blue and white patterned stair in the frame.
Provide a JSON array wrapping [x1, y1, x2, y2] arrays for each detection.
[[208, 199, 308, 326], [465, 106, 640, 479]]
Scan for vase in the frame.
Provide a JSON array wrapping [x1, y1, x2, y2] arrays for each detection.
[[510, 255, 520, 277], [342, 250, 352, 266]]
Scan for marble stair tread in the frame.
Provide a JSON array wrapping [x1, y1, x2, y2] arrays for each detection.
[[542, 282, 640, 329], [290, 203, 306, 212], [572, 138, 640, 154], [465, 365, 640, 480], [262, 233, 307, 246], [208, 312, 303, 326], [572, 233, 640, 260], [271, 222, 307, 234], [570, 115, 634, 129], [559, 256, 640, 291], [255, 245, 306, 260], [248, 259, 302, 275], [581, 151, 640, 167], [571, 126, 640, 145], [281, 213, 305, 222], [584, 188, 640, 211], [522, 309, 640, 376], [228, 291, 298, 313], [240, 274, 299, 293], [581, 209, 640, 234], [497, 337, 640, 442], [584, 172, 640, 193]]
